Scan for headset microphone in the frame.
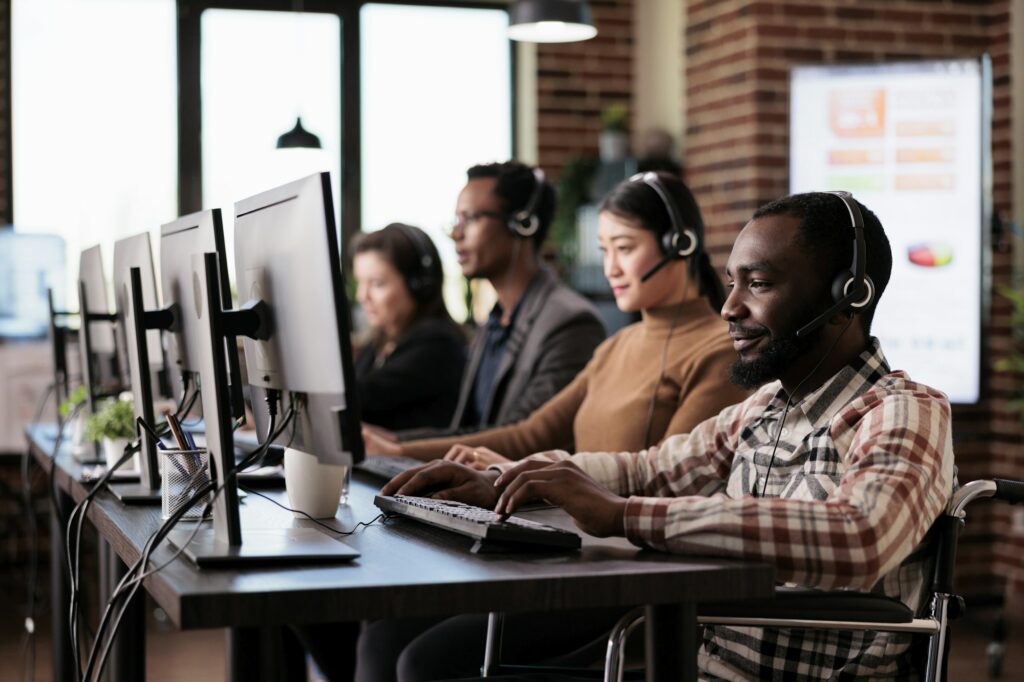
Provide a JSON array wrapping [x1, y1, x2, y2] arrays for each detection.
[[794, 191, 874, 338], [639, 253, 676, 282]]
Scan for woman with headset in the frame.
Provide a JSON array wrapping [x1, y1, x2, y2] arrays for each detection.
[[367, 171, 748, 469], [355, 173, 750, 682], [352, 223, 466, 430]]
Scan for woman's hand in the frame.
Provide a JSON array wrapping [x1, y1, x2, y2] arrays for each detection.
[[381, 460, 501, 509], [443, 445, 510, 470], [494, 460, 627, 538], [361, 423, 402, 457]]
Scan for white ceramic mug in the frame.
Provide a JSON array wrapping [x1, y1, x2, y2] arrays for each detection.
[[284, 447, 349, 519]]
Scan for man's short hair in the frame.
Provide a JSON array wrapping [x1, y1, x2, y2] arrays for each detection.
[[466, 161, 556, 249], [752, 192, 893, 334]]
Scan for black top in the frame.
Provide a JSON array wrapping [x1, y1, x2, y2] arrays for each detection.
[[355, 318, 467, 431]]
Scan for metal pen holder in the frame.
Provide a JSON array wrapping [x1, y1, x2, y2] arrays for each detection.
[[160, 448, 212, 521]]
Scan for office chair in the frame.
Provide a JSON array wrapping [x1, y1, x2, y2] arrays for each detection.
[[480, 478, 1024, 682]]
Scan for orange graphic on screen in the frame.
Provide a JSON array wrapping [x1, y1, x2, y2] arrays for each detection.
[[830, 89, 885, 138], [829, 149, 883, 165]]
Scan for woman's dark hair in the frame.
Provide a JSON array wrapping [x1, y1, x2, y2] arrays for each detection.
[[599, 172, 726, 312], [352, 223, 459, 345]]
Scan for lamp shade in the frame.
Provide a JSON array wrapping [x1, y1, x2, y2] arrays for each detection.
[[508, 0, 597, 43], [276, 117, 322, 149]]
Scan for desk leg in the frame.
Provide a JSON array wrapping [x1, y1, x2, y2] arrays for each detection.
[[49, 488, 75, 682], [645, 603, 697, 682], [98, 540, 145, 682], [227, 626, 307, 682]]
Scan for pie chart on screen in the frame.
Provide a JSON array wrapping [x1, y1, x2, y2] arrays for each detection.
[[907, 242, 954, 268]]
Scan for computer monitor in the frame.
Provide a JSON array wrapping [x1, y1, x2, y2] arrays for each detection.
[[169, 172, 362, 565], [78, 245, 120, 415], [111, 232, 170, 503], [0, 231, 66, 339], [159, 209, 244, 418]]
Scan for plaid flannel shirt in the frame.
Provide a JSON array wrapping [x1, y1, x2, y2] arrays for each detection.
[[506, 339, 954, 680]]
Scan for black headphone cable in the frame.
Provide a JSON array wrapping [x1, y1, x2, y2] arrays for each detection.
[[756, 315, 855, 499], [641, 274, 692, 448]]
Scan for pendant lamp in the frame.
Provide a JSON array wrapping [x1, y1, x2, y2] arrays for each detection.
[[508, 0, 597, 43]]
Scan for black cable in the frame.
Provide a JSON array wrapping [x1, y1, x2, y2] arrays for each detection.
[[240, 486, 385, 536], [66, 419, 171, 675], [30, 383, 55, 429], [757, 316, 855, 499], [641, 276, 691, 448], [65, 438, 140, 681], [63, 418, 167, 679], [175, 384, 201, 424], [84, 404, 297, 681]]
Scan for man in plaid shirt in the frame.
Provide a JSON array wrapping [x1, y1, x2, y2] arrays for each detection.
[[384, 192, 955, 680]]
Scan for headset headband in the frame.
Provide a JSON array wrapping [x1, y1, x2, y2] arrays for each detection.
[[794, 191, 873, 338], [509, 168, 546, 238]]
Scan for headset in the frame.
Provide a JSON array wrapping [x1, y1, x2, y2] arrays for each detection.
[[507, 167, 547, 238], [389, 223, 438, 302], [794, 190, 875, 338], [628, 172, 701, 282]]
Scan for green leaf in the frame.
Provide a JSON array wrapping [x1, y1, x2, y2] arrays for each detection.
[[85, 398, 136, 442]]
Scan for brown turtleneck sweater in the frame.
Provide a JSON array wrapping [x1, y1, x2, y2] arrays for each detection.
[[401, 298, 749, 461]]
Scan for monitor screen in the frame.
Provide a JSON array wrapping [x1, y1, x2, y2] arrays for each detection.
[[160, 209, 230, 404], [0, 231, 66, 339], [790, 59, 988, 404], [233, 172, 363, 465], [112, 232, 164, 372]]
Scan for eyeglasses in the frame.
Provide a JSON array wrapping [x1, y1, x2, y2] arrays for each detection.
[[448, 211, 505, 233]]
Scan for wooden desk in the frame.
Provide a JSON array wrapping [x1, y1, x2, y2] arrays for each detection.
[[27, 424, 775, 682]]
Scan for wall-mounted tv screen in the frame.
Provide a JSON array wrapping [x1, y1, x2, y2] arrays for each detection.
[[790, 58, 989, 404]]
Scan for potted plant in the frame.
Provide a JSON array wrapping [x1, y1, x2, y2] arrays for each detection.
[[85, 398, 137, 469], [997, 285, 1024, 423], [59, 385, 89, 447], [599, 103, 630, 162]]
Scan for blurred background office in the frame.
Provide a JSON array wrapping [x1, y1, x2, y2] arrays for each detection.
[[1, 0, 1023, 680]]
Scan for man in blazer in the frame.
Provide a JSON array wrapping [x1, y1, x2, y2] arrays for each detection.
[[364, 161, 605, 448]]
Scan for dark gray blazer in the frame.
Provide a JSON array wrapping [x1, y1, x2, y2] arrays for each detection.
[[397, 267, 605, 440], [450, 267, 605, 429]]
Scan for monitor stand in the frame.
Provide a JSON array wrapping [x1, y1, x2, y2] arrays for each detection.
[[167, 527, 359, 568], [108, 483, 161, 505], [72, 442, 103, 464]]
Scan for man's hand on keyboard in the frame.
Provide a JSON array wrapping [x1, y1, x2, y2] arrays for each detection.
[[494, 460, 626, 538], [380, 460, 501, 510]]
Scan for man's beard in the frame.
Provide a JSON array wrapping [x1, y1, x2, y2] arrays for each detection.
[[728, 320, 823, 390]]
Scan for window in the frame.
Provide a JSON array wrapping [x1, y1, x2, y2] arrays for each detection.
[[201, 8, 342, 275], [12, 0, 513, 321], [360, 3, 512, 320], [12, 0, 177, 305]]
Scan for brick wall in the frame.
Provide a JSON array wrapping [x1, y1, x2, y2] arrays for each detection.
[[535, 0, 634, 178], [684, 0, 1020, 594]]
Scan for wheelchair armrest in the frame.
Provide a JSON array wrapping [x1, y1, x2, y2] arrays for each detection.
[[697, 586, 914, 624]]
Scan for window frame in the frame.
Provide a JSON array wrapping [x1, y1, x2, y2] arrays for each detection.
[[175, 0, 516, 258]]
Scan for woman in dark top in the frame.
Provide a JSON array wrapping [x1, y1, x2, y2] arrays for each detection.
[[353, 223, 466, 430]]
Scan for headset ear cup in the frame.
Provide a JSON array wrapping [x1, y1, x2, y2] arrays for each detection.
[[662, 230, 698, 259], [509, 212, 539, 238], [832, 273, 875, 311], [677, 229, 698, 258]]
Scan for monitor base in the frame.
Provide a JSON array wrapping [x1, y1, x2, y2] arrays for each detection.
[[108, 483, 161, 505], [167, 527, 360, 568]]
